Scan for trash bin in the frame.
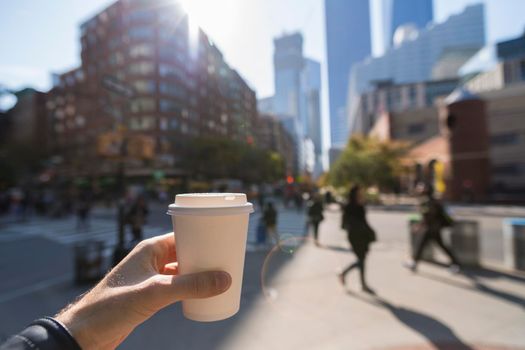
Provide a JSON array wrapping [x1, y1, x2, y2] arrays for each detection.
[[450, 220, 480, 266], [503, 218, 525, 271], [74, 240, 105, 284], [408, 214, 433, 261]]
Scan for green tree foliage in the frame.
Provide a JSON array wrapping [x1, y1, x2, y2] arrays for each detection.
[[328, 135, 408, 190], [180, 137, 285, 184]]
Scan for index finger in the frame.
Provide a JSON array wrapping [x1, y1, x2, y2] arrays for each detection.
[[148, 232, 177, 270]]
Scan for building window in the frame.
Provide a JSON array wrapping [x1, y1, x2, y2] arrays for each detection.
[[55, 109, 65, 120], [409, 85, 417, 107], [87, 34, 97, 46], [159, 46, 176, 61], [491, 132, 520, 146], [127, 9, 156, 23], [54, 124, 65, 133], [128, 62, 155, 75], [158, 64, 185, 80], [159, 82, 186, 99], [160, 118, 168, 131], [159, 99, 180, 113], [132, 80, 156, 94], [129, 43, 155, 58], [520, 60, 525, 81], [128, 26, 155, 40], [170, 118, 179, 129], [75, 70, 85, 82], [407, 123, 425, 135], [109, 52, 124, 66], [129, 116, 155, 130], [108, 37, 120, 50], [130, 98, 156, 113], [76, 116, 86, 127]]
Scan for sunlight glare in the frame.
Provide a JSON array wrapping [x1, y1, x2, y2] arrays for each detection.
[[177, 0, 239, 45]]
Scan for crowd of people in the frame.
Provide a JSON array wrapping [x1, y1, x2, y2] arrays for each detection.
[[0, 185, 152, 247]]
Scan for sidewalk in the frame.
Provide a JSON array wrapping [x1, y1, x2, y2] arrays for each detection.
[[209, 209, 525, 350], [111, 208, 525, 349]]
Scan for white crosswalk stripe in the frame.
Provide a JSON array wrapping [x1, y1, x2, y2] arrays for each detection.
[[0, 217, 169, 247], [0, 207, 308, 249]]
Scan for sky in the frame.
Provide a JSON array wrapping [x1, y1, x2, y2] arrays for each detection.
[[1, 0, 525, 149]]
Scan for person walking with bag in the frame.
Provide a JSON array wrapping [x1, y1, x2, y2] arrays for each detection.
[[307, 194, 324, 246], [405, 183, 461, 273], [338, 185, 376, 294]]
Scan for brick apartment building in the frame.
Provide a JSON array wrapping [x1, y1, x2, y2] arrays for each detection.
[[46, 0, 258, 180]]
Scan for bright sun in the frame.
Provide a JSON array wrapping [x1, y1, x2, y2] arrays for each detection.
[[177, 0, 238, 42]]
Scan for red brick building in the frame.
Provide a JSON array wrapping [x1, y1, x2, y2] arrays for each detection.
[[46, 0, 257, 180]]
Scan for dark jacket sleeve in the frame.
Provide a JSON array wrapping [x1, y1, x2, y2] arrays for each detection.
[[0, 317, 81, 350]]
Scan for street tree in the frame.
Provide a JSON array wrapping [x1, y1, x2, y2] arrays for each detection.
[[328, 135, 408, 191]]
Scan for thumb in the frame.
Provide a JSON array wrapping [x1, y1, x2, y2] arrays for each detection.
[[147, 271, 232, 308]]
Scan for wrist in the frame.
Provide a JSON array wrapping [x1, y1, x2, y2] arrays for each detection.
[[56, 302, 95, 350]]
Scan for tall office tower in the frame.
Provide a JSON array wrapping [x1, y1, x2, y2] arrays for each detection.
[[325, 0, 371, 147], [381, 0, 434, 55], [272, 33, 305, 173], [273, 33, 304, 118], [269, 33, 323, 175], [390, 0, 433, 46], [301, 58, 323, 174]]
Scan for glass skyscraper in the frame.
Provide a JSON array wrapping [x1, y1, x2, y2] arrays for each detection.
[[348, 4, 485, 135], [271, 33, 322, 174], [273, 33, 304, 118], [325, 0, 371, 147], [383, 0, 434, 51], [392, 0, 433, 38]]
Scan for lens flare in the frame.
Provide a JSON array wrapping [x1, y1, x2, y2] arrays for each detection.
[[260, 235, 340, 321]]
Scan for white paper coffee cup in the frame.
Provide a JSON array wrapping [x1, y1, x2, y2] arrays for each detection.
[[167, 193, 254, 322]]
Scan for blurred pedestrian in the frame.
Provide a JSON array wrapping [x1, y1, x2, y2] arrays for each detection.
[[128, 195, 149, 242], [0, 190, 9, 215], [263, 202, 278, 245], [258, 188, 266, 209], [10, 188, 25, 222], [338, 185, 376, 294], [294, 190, 303, 212], [255, 217, 268, 249], [307, 194, 324, 246], [324, 190, 334, 204], [405, 184, 461, 273], [76, 191, 92, 231]]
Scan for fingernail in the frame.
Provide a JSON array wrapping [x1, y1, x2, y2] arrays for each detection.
[[214, 271, 232, 292]]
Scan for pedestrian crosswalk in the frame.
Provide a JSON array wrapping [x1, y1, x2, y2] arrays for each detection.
[[0, 217, 169, 246], [0, 206, 308, 249]]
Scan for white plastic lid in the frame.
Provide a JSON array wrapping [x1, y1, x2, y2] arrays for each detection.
[[167, 193, 254, 216]]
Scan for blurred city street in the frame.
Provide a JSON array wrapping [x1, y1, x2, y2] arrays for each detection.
[[1, 1, 525, 347], [1, 203, 523, 349]]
